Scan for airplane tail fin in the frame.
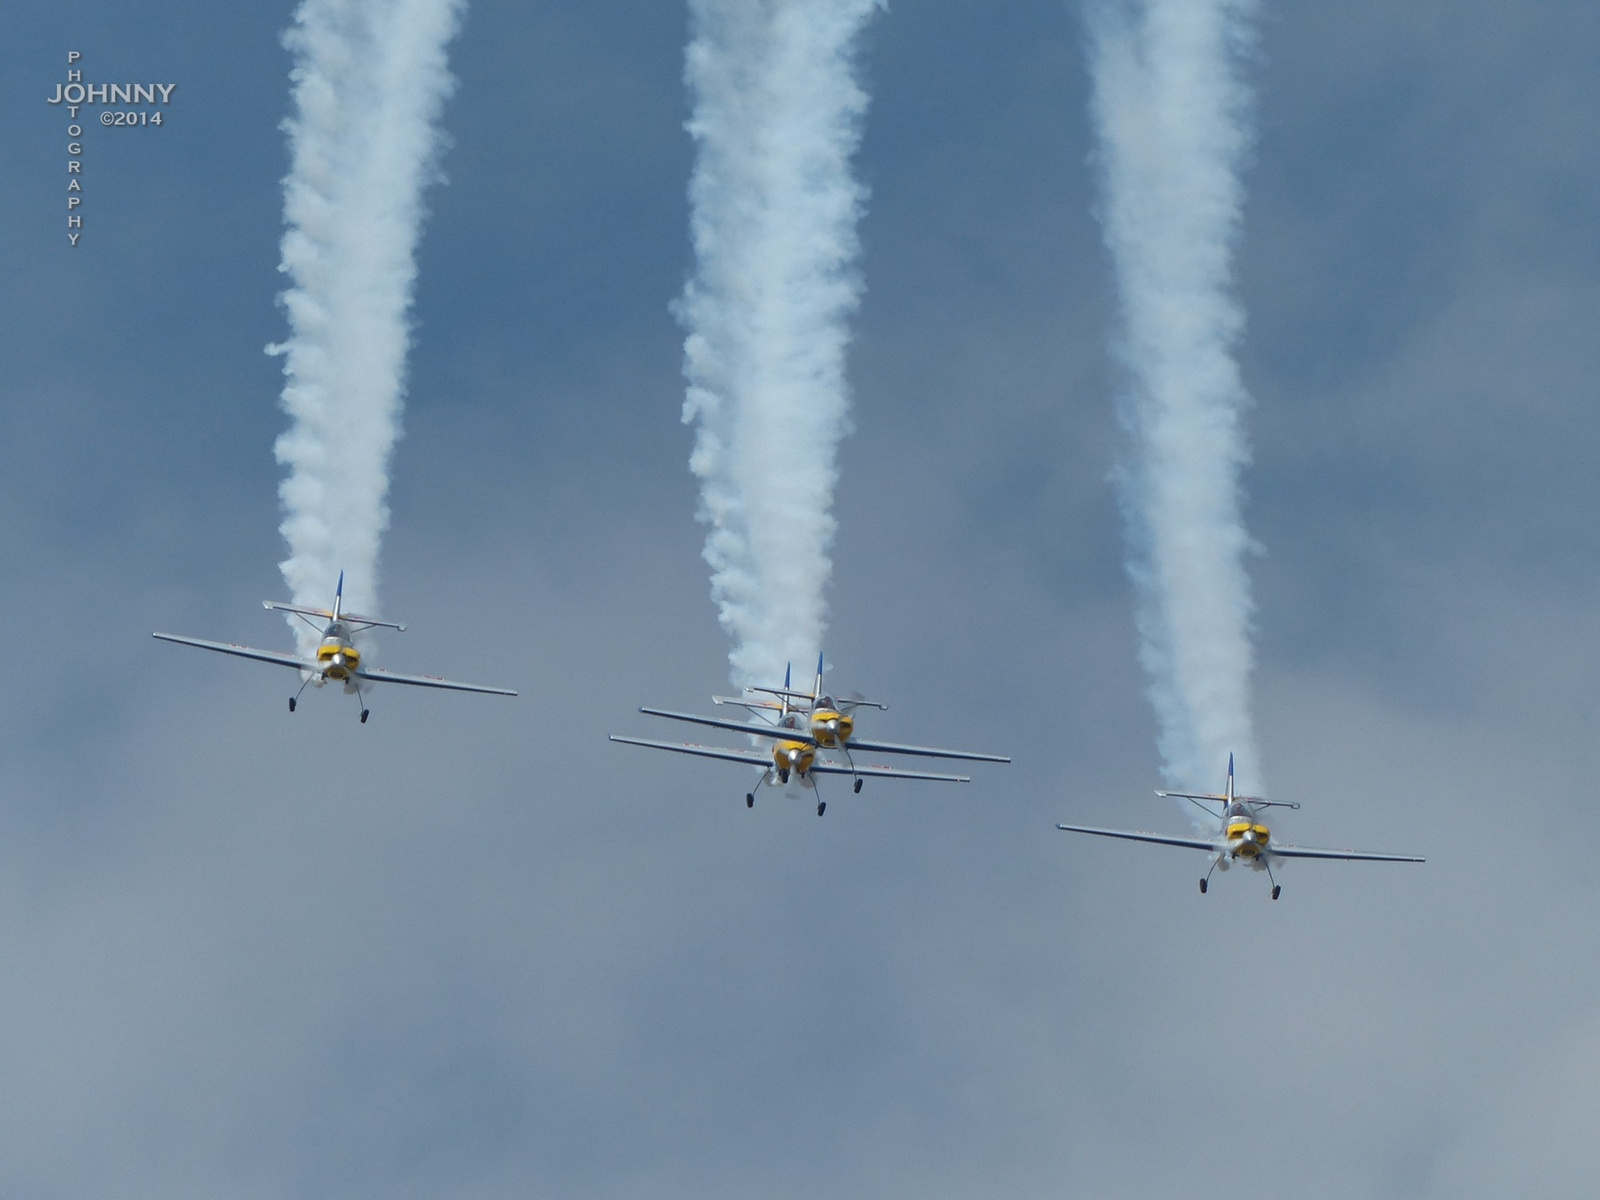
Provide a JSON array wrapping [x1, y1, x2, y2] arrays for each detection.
[[813, 652, 825, 703], [1227, 753, 1235, 803], [333, 570, 344, 621]]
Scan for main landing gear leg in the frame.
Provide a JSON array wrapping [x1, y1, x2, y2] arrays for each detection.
[[1265, 860, 1281, 901], [1201, 858, 1221, 894], [290, 675, 314, 713], [747, 770, 770, 809], [842, 747, 863, 794]]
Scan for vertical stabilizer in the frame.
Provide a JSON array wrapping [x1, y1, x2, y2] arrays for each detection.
[[1226, 753, 1235, 803], [813, 652, 825, 705], [332, 570, 344, 621]]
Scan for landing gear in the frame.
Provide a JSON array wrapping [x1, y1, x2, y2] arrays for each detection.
[[853, 778, 863, 794], [746, 793, 755, 808], [1199, 878, 1208, 894], [360, 708, 369, 724], [1201, 858, 1220, 895], [817, 801, 826, 816], [1271, 885, 1281, 900], [288, 697, 297, 712]]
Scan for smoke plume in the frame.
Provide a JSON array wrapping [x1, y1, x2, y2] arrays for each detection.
[[677, 0, 883, 689], [269, 0, 465, 651], [1084, 0, 1263, 794]]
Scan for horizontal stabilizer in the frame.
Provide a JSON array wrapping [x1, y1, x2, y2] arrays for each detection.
[[1156, 789, 1298, 810], [263, 600, 406, 631], [744, 685, 818, 703]]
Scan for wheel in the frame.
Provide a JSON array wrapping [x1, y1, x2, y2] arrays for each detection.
[[746, 793, 754, 808], [1271, 885, 1281, 900], [853, 778, 863, 793], [1199, 878, 1207, 894], [816, 801, 826, 816], [778, 769, 790, 784], [360, 709, 369, 724], [288, 697, 296, 712]]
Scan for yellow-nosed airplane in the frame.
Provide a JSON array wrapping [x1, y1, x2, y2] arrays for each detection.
[[154, 572, 517, 722], [1056, 754, 1423, 898], [610, 654, 1009, 815]]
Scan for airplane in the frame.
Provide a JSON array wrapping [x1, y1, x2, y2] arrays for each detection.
[[153, 571, 517, 722], [609, 654, 1009, 815], [1055, 753, 1423, 899]]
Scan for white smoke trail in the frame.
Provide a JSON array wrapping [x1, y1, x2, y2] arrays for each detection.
[[1083, 0, 1263, 795], [677, 0, 883, 689], [268, 0, 465, 652]]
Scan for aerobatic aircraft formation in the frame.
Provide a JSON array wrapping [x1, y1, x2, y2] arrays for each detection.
[[148, 574, 1420, 897]]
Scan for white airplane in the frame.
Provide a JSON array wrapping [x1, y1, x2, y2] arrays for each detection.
[[610, 654, 1009, 815], [153, 572, 517, 722], [1056, 754, 1423, 899]]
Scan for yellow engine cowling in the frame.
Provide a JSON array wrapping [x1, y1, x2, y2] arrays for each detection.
[[772, 739, 816, 778], [1227, 821, 1270, 858], [316, 643, 360, 679], [810, 710, 854, 748]]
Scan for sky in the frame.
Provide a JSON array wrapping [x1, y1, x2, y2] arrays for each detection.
[[2, 0, 1600, 1196]]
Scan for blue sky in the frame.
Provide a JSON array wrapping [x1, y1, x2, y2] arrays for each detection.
[[3, 1, 1600, 1195]]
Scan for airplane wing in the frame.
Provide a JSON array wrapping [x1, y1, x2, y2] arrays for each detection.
[[640, 707, 805, 740], [610, 738, 968, 782], [1268, 843, 1425, 863], [153, 632, 312, 672], [1154, 790, 1226, 802], [608, 735, 772, 767], [843, 737, 1010, 763], [640, 710, 1010, 763], [353, 667, 516, 696], [1055, 823, 1221, 852], [808, 761, 969, 782]]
